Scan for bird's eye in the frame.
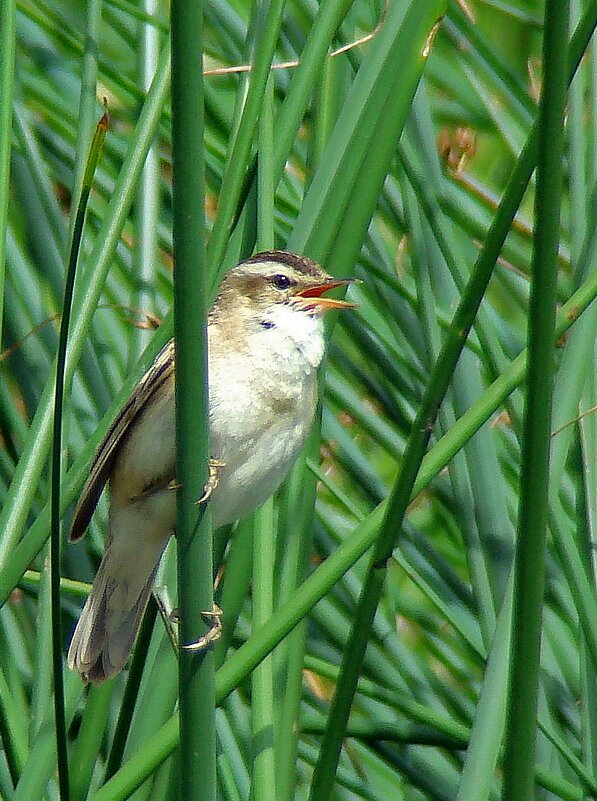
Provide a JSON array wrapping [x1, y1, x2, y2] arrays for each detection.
[[272, 274, 295, 290]]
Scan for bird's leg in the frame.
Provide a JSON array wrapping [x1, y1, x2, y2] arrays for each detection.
[[197, 459, 225, 504], [153, 585, 180, 651], [157, 465, 225, 654]]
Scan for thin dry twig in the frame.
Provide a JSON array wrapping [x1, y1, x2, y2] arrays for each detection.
[[203, 5, 387, 77], [552, 405, 597, 438]]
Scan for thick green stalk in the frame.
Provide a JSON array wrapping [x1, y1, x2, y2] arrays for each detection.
[[170, 2, 213, 799], [503, 2, 569, 798], [252, 78, 276, 800], [251, 500, 277, 799]]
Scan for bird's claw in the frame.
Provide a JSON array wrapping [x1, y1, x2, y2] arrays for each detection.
[[182, 603, 223, 652], [197, 459, 225, 504], [166, 458, 224, 502], [156, 589, 223, 655]]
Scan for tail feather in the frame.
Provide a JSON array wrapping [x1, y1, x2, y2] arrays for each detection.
[[68, 543, 163, 683]]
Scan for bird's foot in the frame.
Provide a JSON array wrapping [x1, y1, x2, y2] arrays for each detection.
[[166, 458, 224, 502], [196, 459, 225, 504], [182, 603, 223, 652], [154, 591, 223, 654]]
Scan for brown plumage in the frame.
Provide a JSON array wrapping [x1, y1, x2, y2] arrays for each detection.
[[67, 251, 354, 682]]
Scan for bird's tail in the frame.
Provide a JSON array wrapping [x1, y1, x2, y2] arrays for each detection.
[[68, 539, 165, 683]]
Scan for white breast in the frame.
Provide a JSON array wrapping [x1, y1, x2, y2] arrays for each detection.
[[208, 306, 324, 527]]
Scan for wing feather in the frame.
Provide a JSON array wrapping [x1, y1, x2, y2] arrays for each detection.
[[69, 340, 175, 541]]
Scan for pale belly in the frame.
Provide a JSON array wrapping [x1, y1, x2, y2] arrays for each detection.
[[208, 366, 317, 527], [111, 357, 318, 531], [209, 394, 316, 526]]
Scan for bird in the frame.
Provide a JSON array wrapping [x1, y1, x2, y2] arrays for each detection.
[[67, 250, 355, 682]]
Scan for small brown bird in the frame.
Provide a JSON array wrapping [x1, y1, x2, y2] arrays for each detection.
[[68, 250, 354, 682]]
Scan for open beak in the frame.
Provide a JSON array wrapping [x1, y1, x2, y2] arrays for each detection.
[[296, 278, 357, 311]]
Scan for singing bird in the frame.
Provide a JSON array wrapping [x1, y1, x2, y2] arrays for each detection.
[[68, 250, 355, 682]]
